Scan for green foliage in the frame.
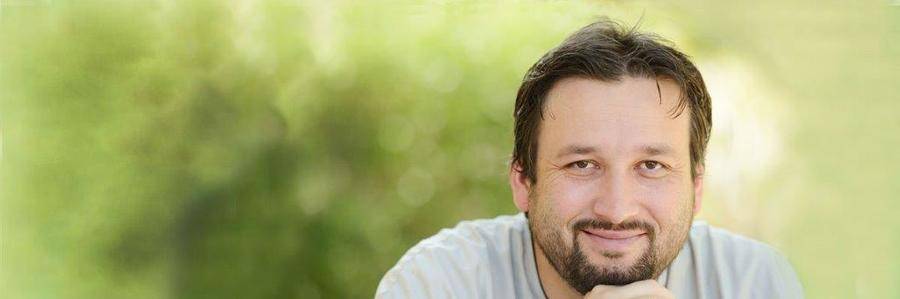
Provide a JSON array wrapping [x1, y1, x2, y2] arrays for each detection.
[[0, 1, 609, 298]]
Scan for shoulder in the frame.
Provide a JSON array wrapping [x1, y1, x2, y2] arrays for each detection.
[[689, 222, 782, 265], [375, 214, 531, 298], [688, 222, 805, 298]]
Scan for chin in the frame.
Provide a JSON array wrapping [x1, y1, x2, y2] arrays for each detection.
[[588, 250, 641, 268], [581, 237, 650, 264]]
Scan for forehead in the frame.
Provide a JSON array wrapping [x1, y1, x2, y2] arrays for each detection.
[[539, 76, 691, 157]]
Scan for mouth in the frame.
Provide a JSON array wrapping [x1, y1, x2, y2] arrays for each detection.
[[581, 229, 647, 253]]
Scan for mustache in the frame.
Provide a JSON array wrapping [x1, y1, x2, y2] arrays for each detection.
[[572, 218, 657, 241]]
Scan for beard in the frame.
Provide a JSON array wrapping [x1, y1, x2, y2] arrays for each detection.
[[528, 194, 694, 295]]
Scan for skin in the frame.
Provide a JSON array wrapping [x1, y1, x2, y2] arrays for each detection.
[[509, 76, 705, 299]]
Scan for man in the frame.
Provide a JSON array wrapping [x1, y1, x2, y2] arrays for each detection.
[[376, 19, 803, 299]]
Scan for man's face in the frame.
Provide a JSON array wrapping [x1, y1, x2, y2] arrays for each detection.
[[513, 76, 703, 294]]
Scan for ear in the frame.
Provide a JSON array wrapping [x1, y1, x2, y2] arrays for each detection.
[[509, 161, 533, 213], [692, 165, 705, 216]]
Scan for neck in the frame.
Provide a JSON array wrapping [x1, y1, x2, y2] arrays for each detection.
[[532, 237, 583, 299]]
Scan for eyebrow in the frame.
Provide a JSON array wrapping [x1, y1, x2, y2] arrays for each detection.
[[555, 144, 600, 158], [640, 144, 677, 156], [554, 143, 677, 158]]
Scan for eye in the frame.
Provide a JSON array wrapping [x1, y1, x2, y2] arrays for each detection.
[[637, 160, 669, 178], [565, 160, 600, 176], [573, 160, 592, 169], [642, 161, 661, 170]]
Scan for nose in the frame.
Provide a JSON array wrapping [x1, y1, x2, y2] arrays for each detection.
[[591, 170, 640, 225]]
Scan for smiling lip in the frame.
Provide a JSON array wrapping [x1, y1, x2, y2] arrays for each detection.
[[581, 229, 646, 252]]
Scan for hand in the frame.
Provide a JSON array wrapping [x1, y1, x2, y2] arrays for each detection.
[[584, 280, 674, 299]]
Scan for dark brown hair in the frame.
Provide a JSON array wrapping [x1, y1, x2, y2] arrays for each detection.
[[512, 19, 712, 183]]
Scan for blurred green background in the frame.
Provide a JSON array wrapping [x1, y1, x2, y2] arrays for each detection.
[[1, 0, 897, 298]]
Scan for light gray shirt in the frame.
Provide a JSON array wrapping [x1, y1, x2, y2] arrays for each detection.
[[376, 214, 803, 298]]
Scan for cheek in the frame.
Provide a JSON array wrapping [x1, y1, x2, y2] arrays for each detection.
[[637, 179, 694, 227], [542, 178, 599, 220]]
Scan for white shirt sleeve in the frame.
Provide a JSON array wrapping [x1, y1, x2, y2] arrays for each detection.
[[375, 215, 544, 299], [375, 247, 469, 298]]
